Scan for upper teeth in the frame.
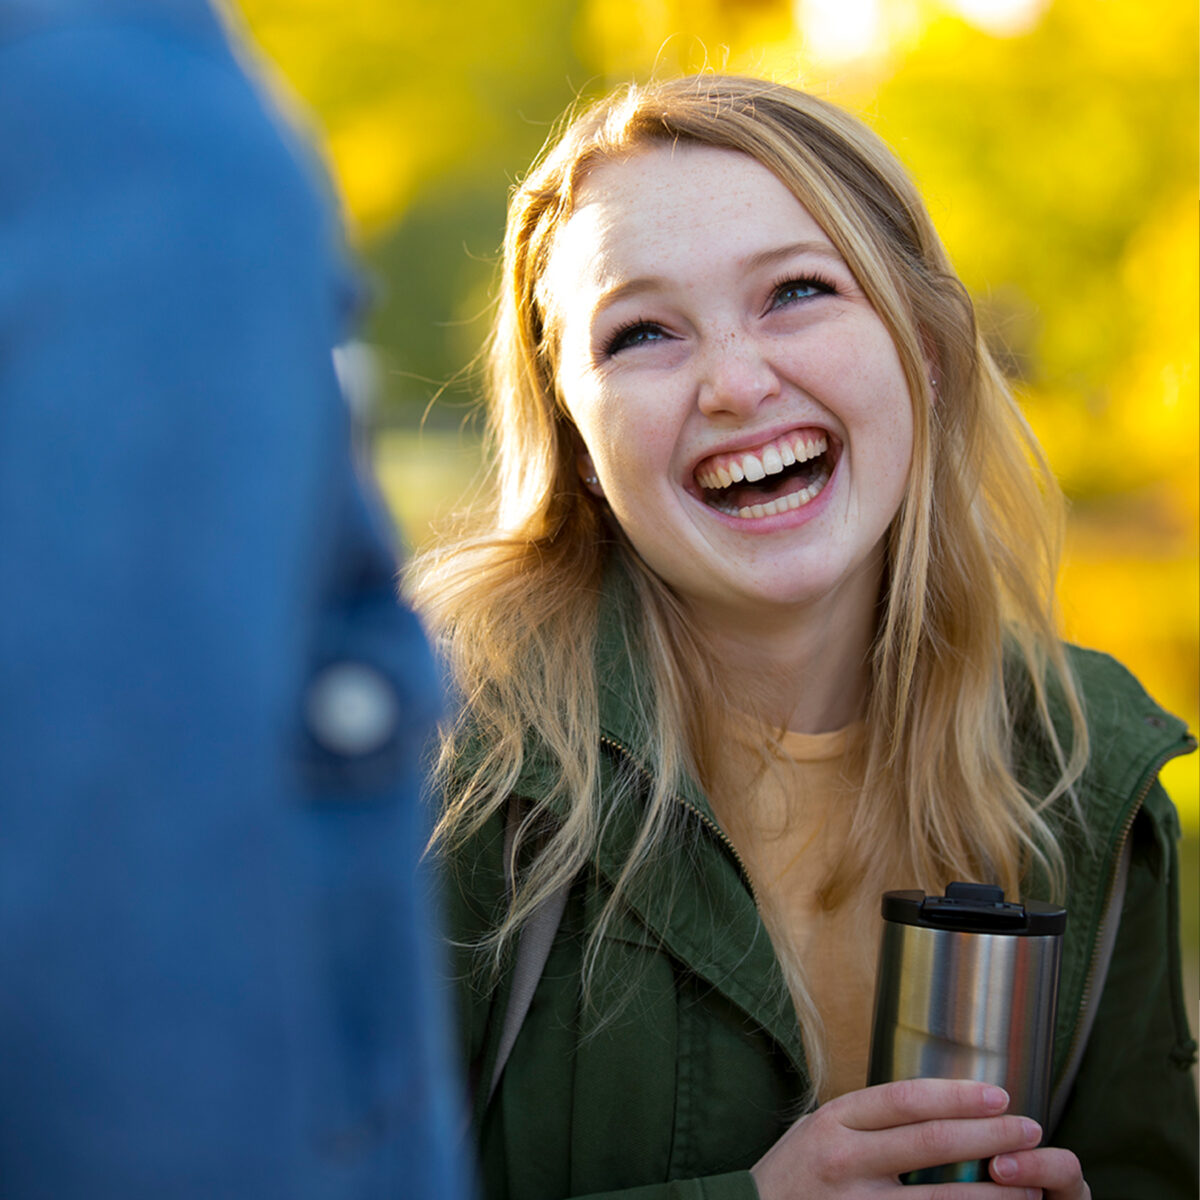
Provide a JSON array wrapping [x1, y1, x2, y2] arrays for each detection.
[[696, 432, 827, 490]]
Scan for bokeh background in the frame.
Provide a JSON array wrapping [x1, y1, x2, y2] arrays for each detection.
[[225, 0, 1196, 953]]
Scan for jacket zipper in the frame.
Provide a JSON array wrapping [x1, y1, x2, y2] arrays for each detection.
[[599, 733, 817, 1081], [599, 733, 760, 907], [1050, 735, 1197, 1121]]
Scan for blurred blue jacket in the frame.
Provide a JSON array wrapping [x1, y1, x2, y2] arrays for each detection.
[[0, 2, 469, 1196]]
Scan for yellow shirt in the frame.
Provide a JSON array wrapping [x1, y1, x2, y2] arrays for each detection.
[[710, 721, 878, 1103]]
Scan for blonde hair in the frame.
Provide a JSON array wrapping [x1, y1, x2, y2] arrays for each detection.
[[409, 74, 1087, 1097]]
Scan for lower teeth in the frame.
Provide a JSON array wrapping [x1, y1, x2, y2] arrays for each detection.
[[711, 466, 830, 518]]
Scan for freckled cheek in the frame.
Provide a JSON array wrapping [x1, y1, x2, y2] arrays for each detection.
[[832, 349, 914, 440], [778, 324, 888, 394], [584, 388, 678, 477]]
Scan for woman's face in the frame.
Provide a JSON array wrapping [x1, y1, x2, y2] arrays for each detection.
[[544, 143, 915, 637]]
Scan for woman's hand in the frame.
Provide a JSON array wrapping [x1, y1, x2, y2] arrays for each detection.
[[751, 1078, 1089, 1199], [990, 1144, 1090, 1199]]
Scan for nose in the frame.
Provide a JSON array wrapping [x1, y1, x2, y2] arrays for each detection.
[[695, 331, 781, 419]]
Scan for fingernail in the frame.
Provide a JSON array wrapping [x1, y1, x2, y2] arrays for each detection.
[[992, 1154, 1017, 1180], [1021, 1117, 1042, 1143], [983, 1085, 1009, 1110]]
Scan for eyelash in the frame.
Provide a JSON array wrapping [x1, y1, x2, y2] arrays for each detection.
[[601, 273, 839, 357], [602, 319, 665, 357], [769, 273, 838, 309]]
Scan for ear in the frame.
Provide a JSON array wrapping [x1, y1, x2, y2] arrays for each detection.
[[577, 450, 604, 497]]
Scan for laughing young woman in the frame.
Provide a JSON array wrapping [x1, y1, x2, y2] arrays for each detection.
[[409, 76, 1198, 1200]]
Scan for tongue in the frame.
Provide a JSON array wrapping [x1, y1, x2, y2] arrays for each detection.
[[723, 476, 795, 508]]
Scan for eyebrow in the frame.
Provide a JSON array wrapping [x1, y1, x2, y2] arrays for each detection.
[[593, 240, 846, 310], [744, 239, 845, 272]]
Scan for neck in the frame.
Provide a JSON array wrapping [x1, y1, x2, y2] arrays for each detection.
[[693, 582, 881, 736]]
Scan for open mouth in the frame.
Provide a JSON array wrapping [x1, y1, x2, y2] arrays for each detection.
[[693, 428, 835, 519]]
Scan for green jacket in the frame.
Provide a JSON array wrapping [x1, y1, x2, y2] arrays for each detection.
[[445, 595, 1198, 1200]]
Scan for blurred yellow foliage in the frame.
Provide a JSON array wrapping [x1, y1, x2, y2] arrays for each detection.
[[579, 0, 796, 81], [231, 0, 571, 233]]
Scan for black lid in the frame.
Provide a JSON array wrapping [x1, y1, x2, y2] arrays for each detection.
[[881, 881, 1067, 936]]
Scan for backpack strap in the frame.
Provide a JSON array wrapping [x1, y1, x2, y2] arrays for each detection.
[[483, 798, 570, 1109], [1047, 834, 1132, 1132]]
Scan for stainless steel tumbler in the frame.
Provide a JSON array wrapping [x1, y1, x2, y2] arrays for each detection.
[[866, 881, 1066, 1184]]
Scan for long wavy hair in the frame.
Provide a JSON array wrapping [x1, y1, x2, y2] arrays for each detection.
[[408, 74, 1088, 1096]]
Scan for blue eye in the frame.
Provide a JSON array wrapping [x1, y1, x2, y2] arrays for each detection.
[[605, 321, 666, 355], [771, 276, 835, 310]]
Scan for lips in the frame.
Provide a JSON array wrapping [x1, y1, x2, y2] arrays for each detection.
[[692, 427, 835, 519]]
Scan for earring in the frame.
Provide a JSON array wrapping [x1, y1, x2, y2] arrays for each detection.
[[930, 375, 938, 390], [584, 475, 599, 486]]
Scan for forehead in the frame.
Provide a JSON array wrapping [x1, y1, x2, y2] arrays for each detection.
[[542, 144, 835, 305]]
